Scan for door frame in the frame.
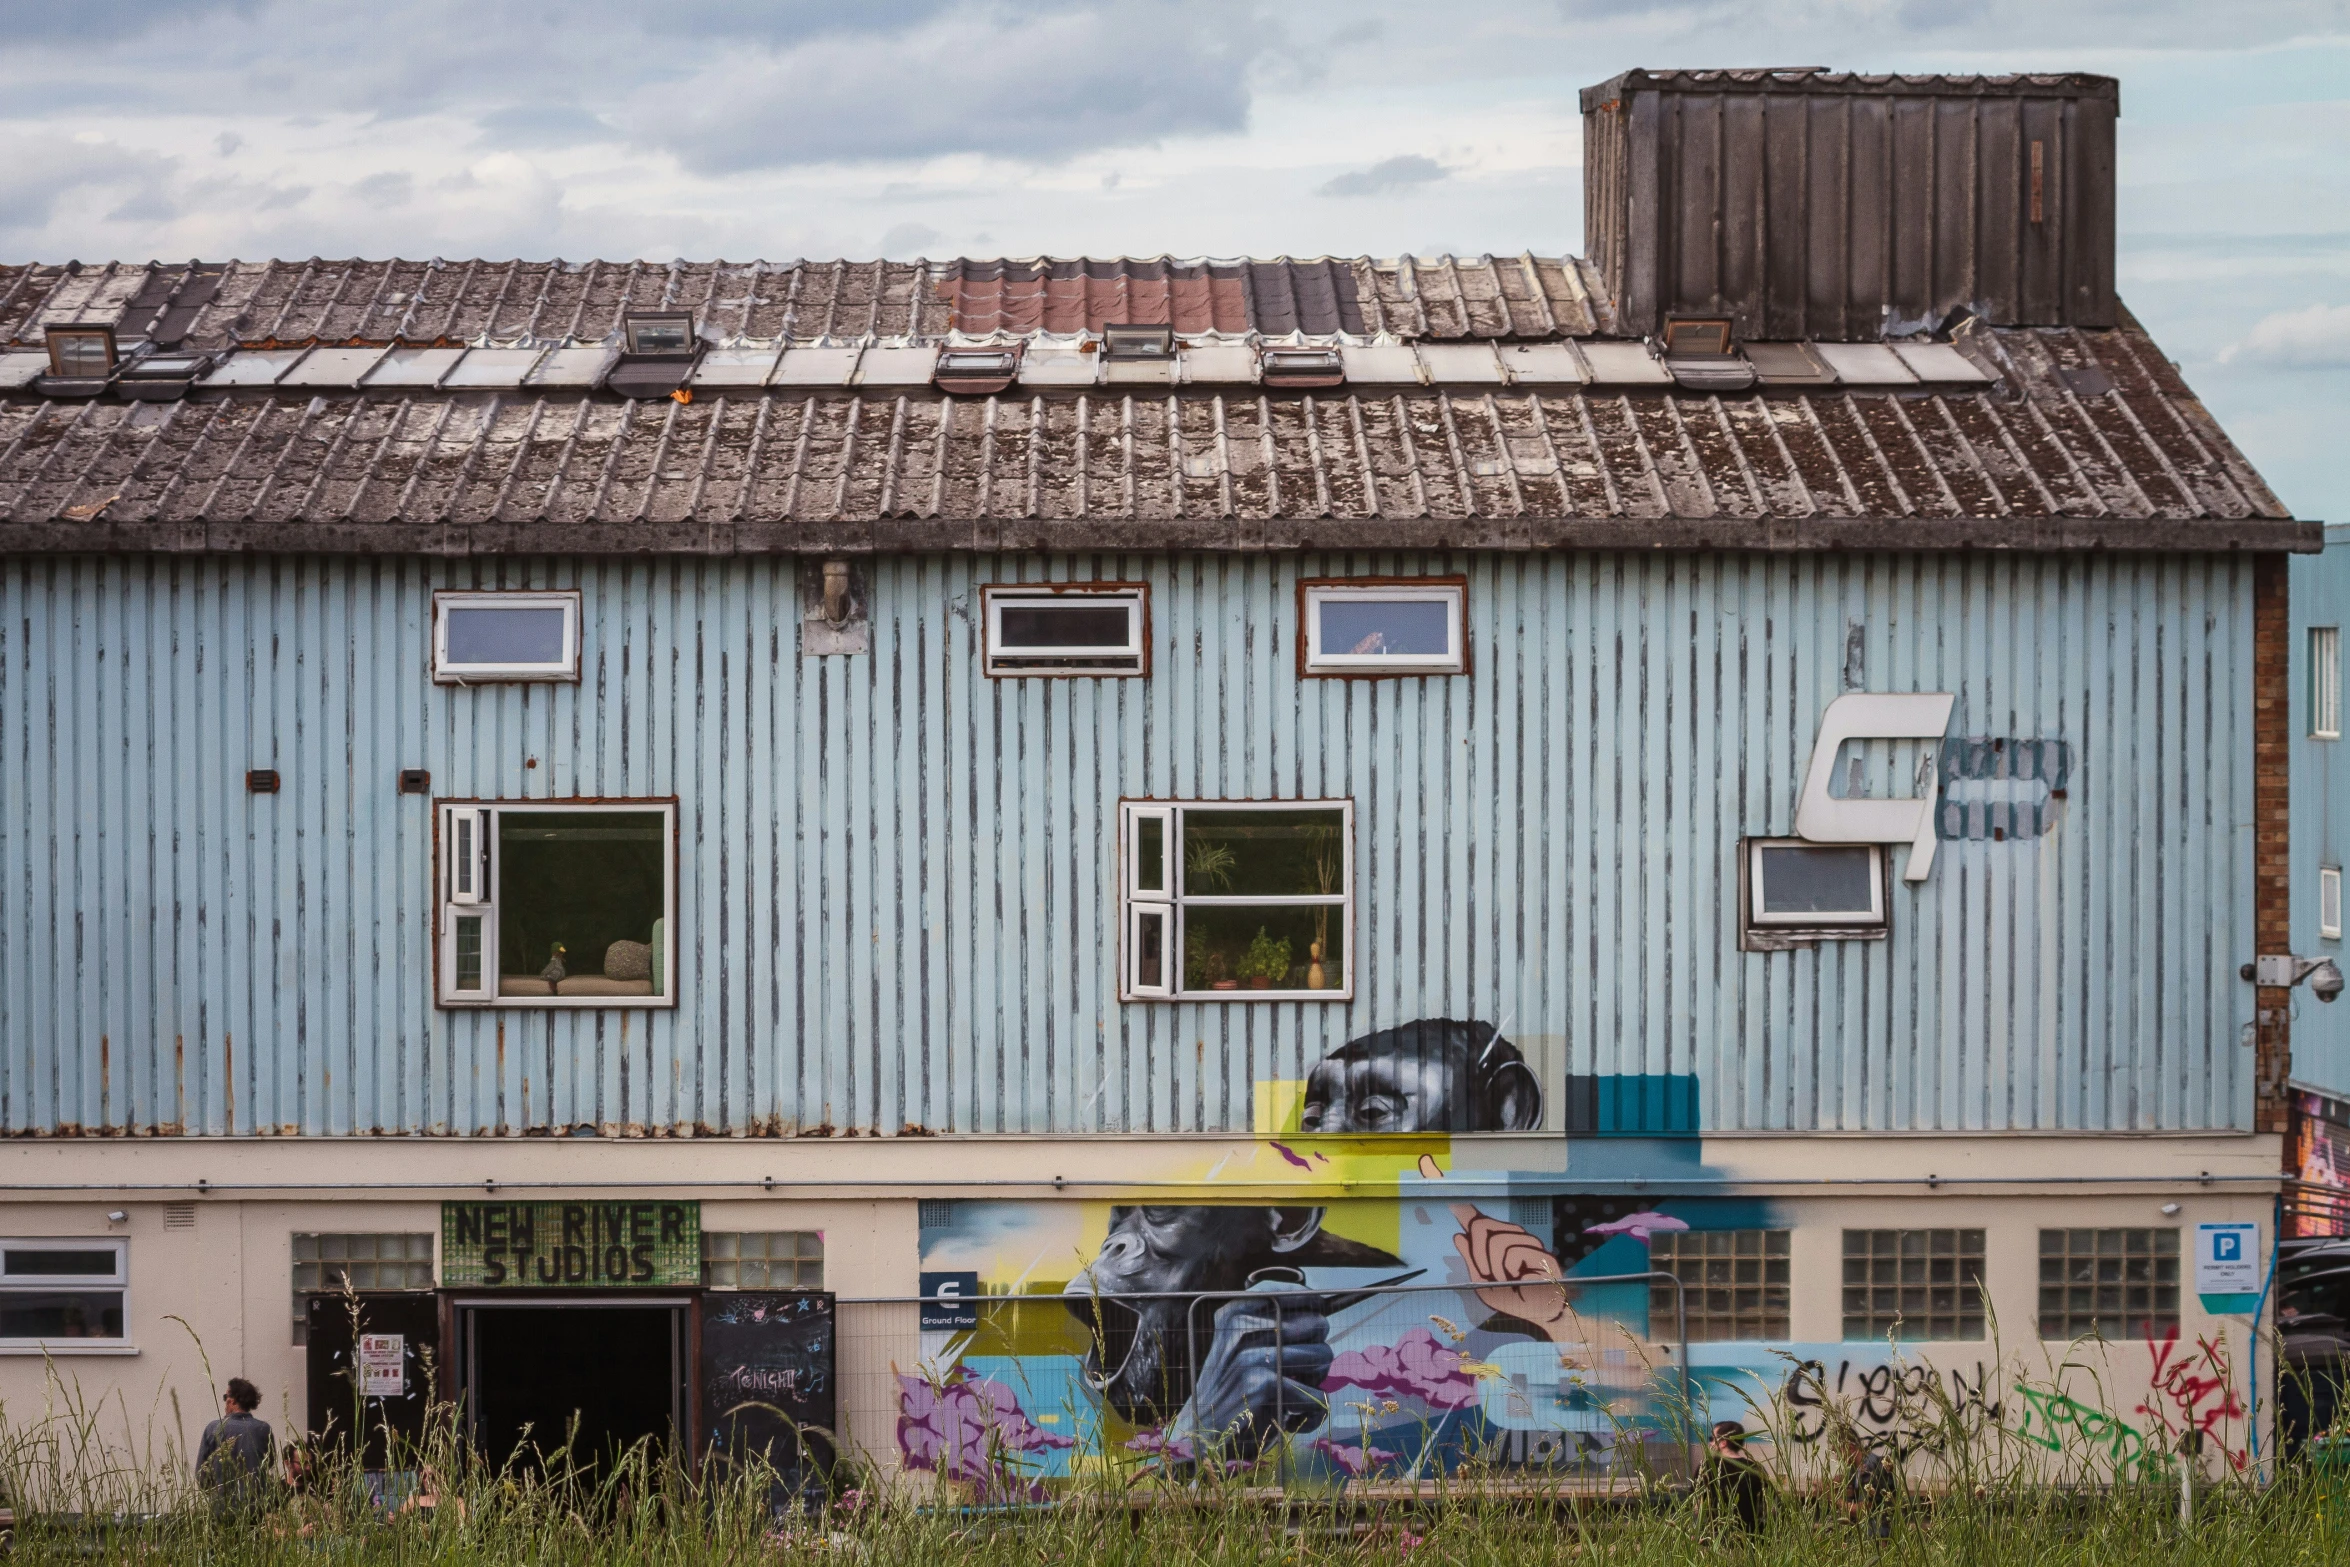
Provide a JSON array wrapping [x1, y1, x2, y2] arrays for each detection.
[[445, 1292, 700, 1459]]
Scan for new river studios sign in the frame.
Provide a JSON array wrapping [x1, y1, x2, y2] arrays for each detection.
[[441, 1201, 702, 1287]]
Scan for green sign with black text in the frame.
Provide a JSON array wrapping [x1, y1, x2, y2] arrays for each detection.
[[441, 1201, 700, 1288]]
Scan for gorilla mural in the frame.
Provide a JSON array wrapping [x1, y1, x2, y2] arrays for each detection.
[[1062, 1204, 1401, 1447], [1298, 1018, 1542, 1133]]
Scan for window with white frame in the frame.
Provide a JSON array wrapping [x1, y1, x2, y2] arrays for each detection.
[[2325, 866, 2344, 942], [982, 585, 1147, 676], [432, 590, 581, 683], [2315, 626, 2342, 739], [1122, 800, 1350, 999], [438, 801, 675, 1006], [1741, 839, 1887, 945], [1, 1240, 128, 1347], [1301, 579, 1466, 675]]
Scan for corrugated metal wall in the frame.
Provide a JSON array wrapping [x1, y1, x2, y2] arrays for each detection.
[[2292, 530, 2350, 1097], [0, 551, 2250, 1138]]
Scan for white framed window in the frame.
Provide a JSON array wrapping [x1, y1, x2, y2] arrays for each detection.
[[1300, 578, 1467, 676], [2324, 866, 2344, 942], [1741, 838, 1887, 946], [982, 584, 1147, 676], [432, 590, 581, 683], [437, 800, 676, 1008], [1, 1239, 129, 1351], [2314, 627, 2342, 739], [1121, 799, 1351, 1001]]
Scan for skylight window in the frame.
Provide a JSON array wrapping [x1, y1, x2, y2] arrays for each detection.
[[1101, 324, 1174, 361], [622, 314, 695, 356], [45, 326, 117, 380], [1661, 317, 1734, 357]]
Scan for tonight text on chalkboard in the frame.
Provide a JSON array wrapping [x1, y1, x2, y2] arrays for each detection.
[[441, 1201, 702, 1287]]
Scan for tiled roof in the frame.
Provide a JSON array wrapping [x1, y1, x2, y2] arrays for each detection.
[[0, 254, 1610, 352], [0, 319, 2300, 556]]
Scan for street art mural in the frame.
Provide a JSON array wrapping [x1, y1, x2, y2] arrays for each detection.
[[896, 1018, 1757, 1494]]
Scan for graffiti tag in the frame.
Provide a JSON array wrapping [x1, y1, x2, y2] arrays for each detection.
[[1784, 1359, 2004, 1459]]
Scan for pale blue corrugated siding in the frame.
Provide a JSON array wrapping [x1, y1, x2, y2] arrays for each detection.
[[2292, 529, 2350, 1097], [0, 552, 2253, 1137]]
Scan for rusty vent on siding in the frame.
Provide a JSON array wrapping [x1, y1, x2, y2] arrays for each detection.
[[163, 1203, 196, 1229]]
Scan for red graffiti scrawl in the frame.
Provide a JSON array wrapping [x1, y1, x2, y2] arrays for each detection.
[[2135, 1325, 2247, 1471]]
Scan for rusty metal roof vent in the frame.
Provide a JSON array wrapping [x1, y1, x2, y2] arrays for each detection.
[[1581, 69, 2118, 341]]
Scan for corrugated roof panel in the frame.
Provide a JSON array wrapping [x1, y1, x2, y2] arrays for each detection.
[[1179, 343, 1256, 384], [689, 345, 783, 388], [362, 346, 466, 388], [773, 346, 863, 386], [443, 347, 550, 389], [0, 352, 49, 390], [1019, 347, 1099, 387], [1577, 341, 1672, 385], [199, 348, 306, 387], [1339, 343, 1423, 384], [1893, 342, 1994, 384], [1816, 343, 1920, 386], [1418, 343, 1507, 384], [280, 346, 389, 388], [526, 346, 611, 388], [853, 346, 935, 388], [1501, 343, 1587, 383]]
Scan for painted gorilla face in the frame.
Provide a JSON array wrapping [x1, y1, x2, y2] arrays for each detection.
[[1298, 1018, 1542, 1133], [1063, 1205, 1323, 1423]]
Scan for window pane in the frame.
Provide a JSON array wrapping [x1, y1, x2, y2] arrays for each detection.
[[1182, 904, 1340, 992], [1757, 845, 1875, 916], [3, 1249, 116, 1277], [445, 605, 567, 667], [497, 812, 666, 998], [1181, 808, 1345, 899], [0, 1292, 123, 1338], [1136, 907, 1167, 990], [455, 914, 483, 991], [55, 335, 111, 377], [998, 603, 1132, 651], [1136, 816, 1165, 894], [1317, 597, 1451, 658], [628, 318, 692, 353]]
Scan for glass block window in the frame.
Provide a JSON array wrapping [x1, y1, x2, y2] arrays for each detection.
[[1649, 1230, 1791, 1341], [291, 1233, 435, 1343], [703, 1231, 824, 1290], [2038, 1228, 2180, 1341], [1842, 1229, 1987, 1341]]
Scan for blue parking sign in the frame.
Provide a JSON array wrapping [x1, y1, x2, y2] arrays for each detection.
[[2194, 1222, 2260, 1298]]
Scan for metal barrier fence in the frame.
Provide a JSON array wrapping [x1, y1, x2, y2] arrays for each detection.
[[828, 1271, 1689, 1495]]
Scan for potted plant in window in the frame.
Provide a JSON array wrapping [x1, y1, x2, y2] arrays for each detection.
[[1238, 928, 1293, 990], [1303, 822, 1341, 990]]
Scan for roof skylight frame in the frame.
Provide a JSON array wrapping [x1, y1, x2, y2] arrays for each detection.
[[1660, 316, 1736, 358], [43, 324, 118, 381], [1101, 323, 1175, 361], [621, 312, 698, 358]]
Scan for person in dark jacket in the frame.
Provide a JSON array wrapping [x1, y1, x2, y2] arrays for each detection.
[[1694, 1419, 1770, 1534], [1839, 1429, 1898, 1539], [195, 1378, 275, 1514]]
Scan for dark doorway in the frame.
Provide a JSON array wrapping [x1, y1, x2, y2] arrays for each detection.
[[461, 1302, 684, 1476]]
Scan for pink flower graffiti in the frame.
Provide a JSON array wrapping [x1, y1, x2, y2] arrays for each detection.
[[1312, 1435, 1403, 1476], [896, 1368, 1074, 1499], [1324, 1327, 1479, 1410]]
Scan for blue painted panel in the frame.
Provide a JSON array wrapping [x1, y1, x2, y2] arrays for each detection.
[[0, 552, 2254, 1136]]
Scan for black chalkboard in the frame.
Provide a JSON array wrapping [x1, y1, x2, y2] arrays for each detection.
[[697, 1292, 836, 1509]]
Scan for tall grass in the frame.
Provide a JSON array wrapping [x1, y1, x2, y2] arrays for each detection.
[[0, 1308, 2343, 1566]]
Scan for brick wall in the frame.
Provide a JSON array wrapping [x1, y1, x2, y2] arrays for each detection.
[[2257, 553, 2292, 1140]]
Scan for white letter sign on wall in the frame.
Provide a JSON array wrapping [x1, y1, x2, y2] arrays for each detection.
[[1793, 693, 1958, 883]]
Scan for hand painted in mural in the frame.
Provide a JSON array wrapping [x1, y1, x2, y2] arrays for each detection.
[[1450, 1207, 1574, 1340], [1061, 1204, 1401, 1451], [1299, 1019, 1542, 1133]]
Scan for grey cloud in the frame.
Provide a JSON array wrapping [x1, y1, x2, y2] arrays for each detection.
[[631, 1, 1265, 173], [2221, 303, 2350, 369], [475, 105, 621, 150], [1318, 154, 1446, 198], [215, 132, 242, 157], [0, 136, 176, 236], [879, 221, 946, 254], [354, 171, 414, 209]]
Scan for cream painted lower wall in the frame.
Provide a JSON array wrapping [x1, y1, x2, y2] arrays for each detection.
[[0, 1132, 2286, 1484]]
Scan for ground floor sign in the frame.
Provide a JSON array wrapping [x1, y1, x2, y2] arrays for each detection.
[[441, 1200, 701, 1287]]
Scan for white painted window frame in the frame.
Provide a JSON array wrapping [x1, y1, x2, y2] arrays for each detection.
[[1744, 837, 1888, 930], [435, 799, 678, 1010], [0, 1237, 131, 1354], [2324, 865, 2344, 942], [1118, 799, 1353, 1002], [2314, 626, 2342, 740], [1302, 581, 1466, 674], [431, 590, 582, 683], [981, 584, 1147, 676]]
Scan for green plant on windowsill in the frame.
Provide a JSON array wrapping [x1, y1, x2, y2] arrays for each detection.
[[1185, 928, 1233, 990], [1184, 837, 1237, 892], [1237, 927, 1293, 987]]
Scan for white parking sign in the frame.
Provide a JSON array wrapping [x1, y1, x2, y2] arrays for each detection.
[[2194, 1222, 2260, 1295]]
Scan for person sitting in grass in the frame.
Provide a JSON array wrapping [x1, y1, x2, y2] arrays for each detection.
[[1840, 1428, 1897, 1539], [1694, 1419, 1770, 1535], [195, 1378, 275, 1517]]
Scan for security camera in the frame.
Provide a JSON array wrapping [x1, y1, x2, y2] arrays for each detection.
[[2245, 953, 2346, 1000], [106, 1209, 127, 1224]]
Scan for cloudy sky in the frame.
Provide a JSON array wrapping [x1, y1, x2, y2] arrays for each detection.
[[3, 0, 2346, 520]]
